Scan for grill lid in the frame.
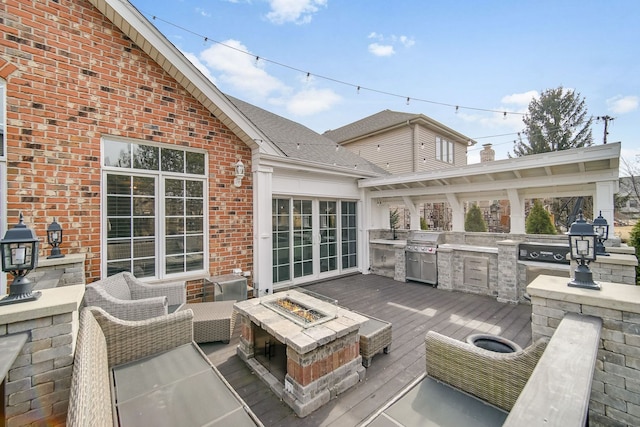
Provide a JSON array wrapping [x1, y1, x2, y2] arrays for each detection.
[[407, 231, 444, 245]]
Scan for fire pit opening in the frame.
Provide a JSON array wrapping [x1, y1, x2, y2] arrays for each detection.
[[254, 327, 287, 382], [261, 294, 335, 328]]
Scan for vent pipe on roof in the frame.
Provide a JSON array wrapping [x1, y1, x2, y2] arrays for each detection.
[[480, 143, 495, 162]]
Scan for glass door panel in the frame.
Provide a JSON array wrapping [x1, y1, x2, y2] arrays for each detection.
[[320, 201, 337, 272], [292, 200, 313, 278]]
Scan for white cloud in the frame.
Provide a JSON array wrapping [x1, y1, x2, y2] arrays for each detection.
[[366, 33, 414, 56], [198, 39, 288, 97], [265, 0, 327, 25], [283, 88, 341, 116], [182, 51, 216, 83], [368, 43, 395, 57], [607, 95, 639, 114], [501, 90, 538, 106], [195, 7, 211, 17]]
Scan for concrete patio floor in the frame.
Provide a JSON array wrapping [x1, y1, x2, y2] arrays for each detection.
[[200, 273, 532, 427]]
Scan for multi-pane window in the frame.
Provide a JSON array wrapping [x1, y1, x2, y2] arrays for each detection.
[[292, 200, 313, 278], [272, 199, 291, 283], [272, 198, 358, 284], [341, 201, 357, 269], [319, 201, 337, 273], [435, 137, 454, 164], [103, 139, 206, 279]]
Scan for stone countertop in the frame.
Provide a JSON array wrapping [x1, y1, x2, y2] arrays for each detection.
[[370, 239, 407, 247], [527, 274, 640, 315], [234, 290, 367, 354], [438, 243, 498, 254]]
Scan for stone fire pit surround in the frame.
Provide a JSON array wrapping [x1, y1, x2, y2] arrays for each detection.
[[234, 290, 367, 417]]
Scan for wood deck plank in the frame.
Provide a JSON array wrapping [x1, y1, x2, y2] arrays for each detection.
[[199, 274, 532, 427]]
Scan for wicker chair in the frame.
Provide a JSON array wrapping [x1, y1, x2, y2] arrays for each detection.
[[425, 331, 548, 412], [83, 272, 186, 321]]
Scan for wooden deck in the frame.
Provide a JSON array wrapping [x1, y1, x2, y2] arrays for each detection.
[[199, 274, 532, 427]]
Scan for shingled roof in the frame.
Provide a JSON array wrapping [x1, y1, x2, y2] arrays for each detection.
[[324, 109, 476, 146], [226, 95, 387, 175]]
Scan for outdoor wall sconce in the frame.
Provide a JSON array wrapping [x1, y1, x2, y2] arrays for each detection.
[[592, 211, 610, 257], [567, 211, 600, 290], [0, 213, 41, 305], [46, 218, 65, 259], [234, 160, 245, 187]]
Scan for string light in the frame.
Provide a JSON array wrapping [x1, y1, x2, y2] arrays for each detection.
[[377, 144, 380, 151], [139, 11, 529, 117]]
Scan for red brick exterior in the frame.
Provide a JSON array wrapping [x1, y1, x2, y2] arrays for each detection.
[[0, 0, 253, 284]]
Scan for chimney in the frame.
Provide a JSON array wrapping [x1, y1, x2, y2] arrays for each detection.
[[480, 143, 495, 162]]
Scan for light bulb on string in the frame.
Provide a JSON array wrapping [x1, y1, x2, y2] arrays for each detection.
[[357, 86, 360, 94], [455, 106, 459, 114], [377, 144, 380, 152], [503, 112, 507, 120], [335, 144, 339, 151], [406, 97, 410, 105], [296, 143, 300, 150]]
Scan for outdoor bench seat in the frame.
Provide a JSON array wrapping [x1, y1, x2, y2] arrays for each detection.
[[68, 306, 262, 427], [83, 272, 186, 321], [356, 312, 392, 367]]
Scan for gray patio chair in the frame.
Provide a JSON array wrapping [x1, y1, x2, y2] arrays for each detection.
[[83, 272, 186, 321]]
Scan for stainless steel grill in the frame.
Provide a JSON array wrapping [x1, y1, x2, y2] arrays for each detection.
[[405, 231, 445, 285]]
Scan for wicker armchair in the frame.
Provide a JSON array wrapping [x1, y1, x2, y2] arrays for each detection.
[[425, 331, 548, 412], [83, 272, 186, 321]]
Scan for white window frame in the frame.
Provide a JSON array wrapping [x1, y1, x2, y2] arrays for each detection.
[[436, 137, 454, 164], [101, 136, 208, 280]]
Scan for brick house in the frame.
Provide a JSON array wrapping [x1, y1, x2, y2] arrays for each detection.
[[0, 0, 384, 296]]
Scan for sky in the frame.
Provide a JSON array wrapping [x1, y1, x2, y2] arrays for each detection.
[[129, 0, 639, 168]]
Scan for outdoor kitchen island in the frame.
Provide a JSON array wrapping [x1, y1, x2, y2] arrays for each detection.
[[234, 290, 368, 417]]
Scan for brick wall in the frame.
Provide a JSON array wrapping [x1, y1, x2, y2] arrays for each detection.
[[0, 0, 253, 283]]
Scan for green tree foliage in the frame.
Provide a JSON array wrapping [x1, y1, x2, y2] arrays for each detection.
[[390, 208, 400, 230], [526, 200, 557, 234], [629, 221, 640, 285], [465, 204, 487, 232], [513, 87, 593, 157], [420, 216, 428, 230]]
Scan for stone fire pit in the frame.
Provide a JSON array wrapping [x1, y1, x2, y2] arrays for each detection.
[[234, 290, 367, 417]]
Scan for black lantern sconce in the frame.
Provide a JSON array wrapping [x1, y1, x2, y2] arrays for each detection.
[[567, 211, 600, 290], [592, 211, 610, 257], [0, 213, 41, 305], [46, 218, 64, 259]]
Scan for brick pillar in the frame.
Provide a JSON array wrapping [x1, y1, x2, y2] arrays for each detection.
[[0, 285, 84, 427]]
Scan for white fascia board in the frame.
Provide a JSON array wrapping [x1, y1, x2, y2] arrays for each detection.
[[92, 0, 281, 156], [259, 154, 382, 179], [359, 143, 621, 189], [370, 169, 619, 199]]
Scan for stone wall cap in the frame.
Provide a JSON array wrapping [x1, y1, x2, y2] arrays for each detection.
[[0, 285, 85, 324], [36, 253, 86, 268], [438, 243, 498, 254], [594, 253, 638, 266], [528, 275, 640, 314]]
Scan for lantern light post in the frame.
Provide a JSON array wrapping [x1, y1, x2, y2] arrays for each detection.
[[592, 211, 610, 257], [567, 211, 600, 290], [0, 213, 41, 305], [46, 218, 65, 259]]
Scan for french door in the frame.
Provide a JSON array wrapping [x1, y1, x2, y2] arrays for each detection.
[[272, 198, 357, 286]]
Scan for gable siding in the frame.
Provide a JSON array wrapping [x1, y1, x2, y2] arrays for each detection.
[[0, 0, 253, 283], [343, 126, 413, 174]]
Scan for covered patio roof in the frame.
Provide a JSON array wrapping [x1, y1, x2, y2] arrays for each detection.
[[361, 143, 621, 233]]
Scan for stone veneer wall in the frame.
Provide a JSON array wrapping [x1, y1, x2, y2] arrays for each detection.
[[529, 275, 640, 427], [30, 254, 86, 289], [0, 286, 84, 427]]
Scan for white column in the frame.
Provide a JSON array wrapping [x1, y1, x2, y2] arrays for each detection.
[[595, 180, 618, 237], [253, 163, 273, 296], [507, 189, 525, 234], [402, 196, 420, 230], [446, 193, 464, 232]]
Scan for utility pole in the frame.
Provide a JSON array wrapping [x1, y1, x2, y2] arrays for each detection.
[[596, 115, 614, 144]]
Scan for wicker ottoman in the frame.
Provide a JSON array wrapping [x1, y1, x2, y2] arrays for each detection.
[[358, 313, 392, 367], [179, 300, 236, 344]]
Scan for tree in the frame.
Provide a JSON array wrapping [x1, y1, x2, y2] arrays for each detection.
[[420, 216, 428, 230], [465, 204, 487, 232], [390, 208, 400, 230], [513, 87, 593, 157], [526, 200, 557, 234], [629, 221, 640, 285]]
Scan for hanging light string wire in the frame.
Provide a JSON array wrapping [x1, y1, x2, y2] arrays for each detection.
[[146, 12, 525, 117]]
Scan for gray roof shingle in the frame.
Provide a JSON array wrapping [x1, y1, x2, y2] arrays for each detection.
[[226, 95, 387, 175], [323, 110, 419, 143]]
